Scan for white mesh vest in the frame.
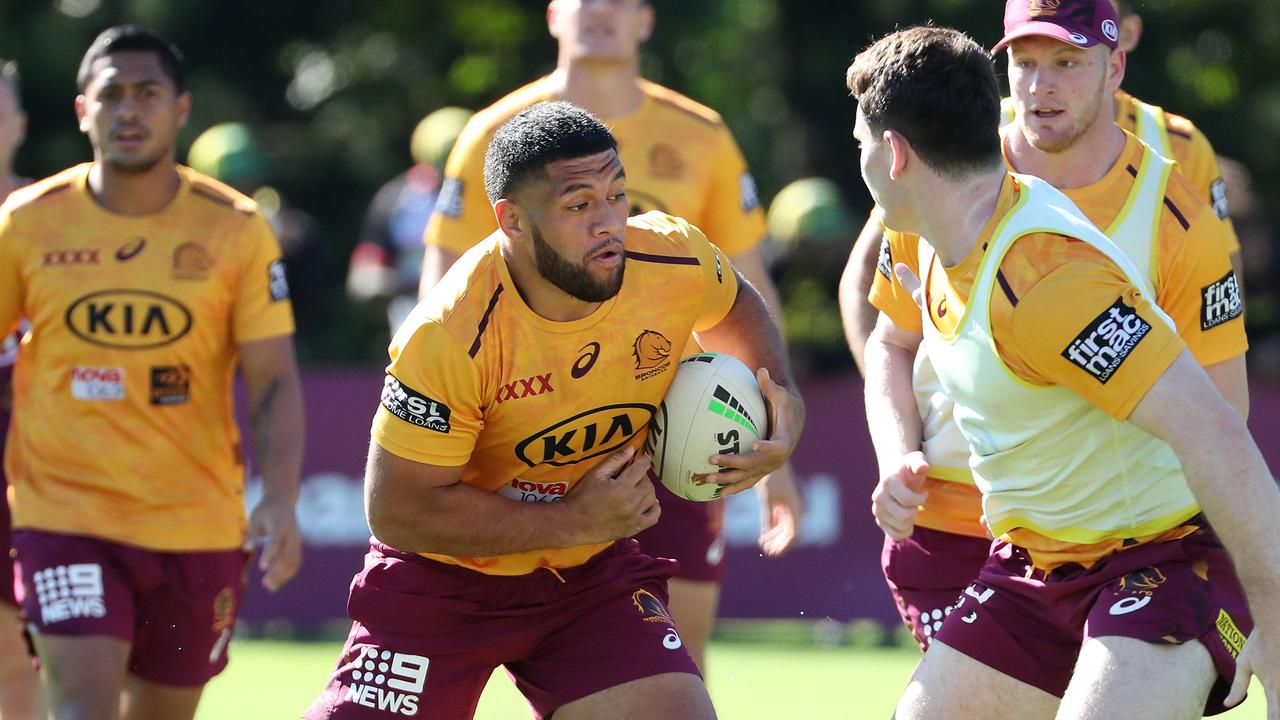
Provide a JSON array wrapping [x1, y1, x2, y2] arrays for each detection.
[[915, 143, 1176, 485], [918, 173, 1198, 543]]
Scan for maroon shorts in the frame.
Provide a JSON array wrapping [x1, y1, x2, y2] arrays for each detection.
[[11, 530, 247, 687], [881, 526, 992, 650], [933, 523, 1251, 714], [305, 539, 700, 720], [633, 476, 726, 582]]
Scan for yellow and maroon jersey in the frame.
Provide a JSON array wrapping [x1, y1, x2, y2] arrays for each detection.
[[1113, 90, 1235, 249], [375, 212, 738, 575], [425, 77, 764, 258], [0, 164, 294, 551]]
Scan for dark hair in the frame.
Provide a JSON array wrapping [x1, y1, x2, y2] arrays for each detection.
[[77, 25, 186, 93], [483, 101, 617, 203], [846, 26, 1001, 177], [0, 60, 19, 100]]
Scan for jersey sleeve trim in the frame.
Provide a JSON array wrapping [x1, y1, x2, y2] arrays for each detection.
[[624, 250, 700, 266], [190, 185, 255, 216], [1163, 196, 1190, 230]]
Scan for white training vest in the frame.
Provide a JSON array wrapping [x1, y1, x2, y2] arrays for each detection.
[[914, 143, 1175, 486], [919, 173, 1198, 543]]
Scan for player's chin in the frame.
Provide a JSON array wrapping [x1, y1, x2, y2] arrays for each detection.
[[105, 149, 165, 174]]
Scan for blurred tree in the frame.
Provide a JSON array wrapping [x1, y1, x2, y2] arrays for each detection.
[[0, 0, 1273, 362]]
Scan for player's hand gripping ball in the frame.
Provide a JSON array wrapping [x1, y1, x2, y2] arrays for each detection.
[[645, 353, 769, 501]]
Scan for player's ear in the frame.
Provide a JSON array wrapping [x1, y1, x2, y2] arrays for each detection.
[[74, 95, 90, 134], [495, 198, 525, 242], [1106, 48, 1126, 94], [546, 0, 563, 40], [1119, 15, 1142, 53], [176, 91, 192, 129], [637, 3, 655, 43], [884, 129, 909, 180]]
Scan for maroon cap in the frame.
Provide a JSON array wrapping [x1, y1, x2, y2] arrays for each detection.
[[992, 0, 1120, 54]]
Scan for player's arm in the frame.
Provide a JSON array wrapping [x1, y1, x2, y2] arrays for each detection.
[[239, 334, 305, 592], [0, 212, 23, 335], [839, 212, 886, 376], [365, 443, 659, 556], [419, 118, 494, 298], [860, 232, 931, 539], [728, 247, 782, 328], [1154, 177, 1249, 418], [418, 244, 462, 300], [1128, 352, 1280, 707], [693, 270, 804, 496]]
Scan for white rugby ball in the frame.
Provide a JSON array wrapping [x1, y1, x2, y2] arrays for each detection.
[[645, 353, 769, 502]]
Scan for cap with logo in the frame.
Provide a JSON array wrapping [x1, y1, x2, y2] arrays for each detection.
[[991, 0, 1120, 54]]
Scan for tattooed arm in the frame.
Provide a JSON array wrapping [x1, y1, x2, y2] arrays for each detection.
[[238, 335, 305, 591]]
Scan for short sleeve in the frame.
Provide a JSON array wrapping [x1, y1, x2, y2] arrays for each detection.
[[371, 322, 484, 466], [1004, 260, 1185, 420], [686, 222, 741, 332], [423, 120, 499, 255], [867, 222, 923, 333], [1171, 121, 1239, 253], [232, 213, 295, 344], [697, 126, 767, 257], [1153, 192, 1246, 366]]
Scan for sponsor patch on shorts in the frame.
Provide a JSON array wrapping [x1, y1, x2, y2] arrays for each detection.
[[436, 178, 464, 219], [343, 646, 429, 717], [1200, 270, 1242, 330], [1061, 298, 1151, 384], [1210, 177, 1229, 220], [268, 259, 290, 302], [381, 374, 451, 433], [71, 366, 125, 400], [150, 364, 191, 405], [34, 563, 106, 625], [1216, 609, 1245, 658], [876, 236, 893, 280]]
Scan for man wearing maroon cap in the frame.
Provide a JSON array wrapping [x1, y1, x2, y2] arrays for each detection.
[[846, 19, 1278, 720], [850, 0, 1247, 678]]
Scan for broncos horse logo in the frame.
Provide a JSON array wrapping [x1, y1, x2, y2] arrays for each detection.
[[632, 589, 676, 624], [632, 330, 672, 370], [1118, 566, 1167, 593]]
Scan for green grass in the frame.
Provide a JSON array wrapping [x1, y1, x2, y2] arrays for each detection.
[[196, 638, 1269, 719]]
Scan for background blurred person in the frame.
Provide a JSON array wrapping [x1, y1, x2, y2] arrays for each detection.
[[0, 57, 43, 720], [346, 106, 472, 336], [764, 177, 856, 375], [841, 0, 1243, 374], [0, 26, 304, 719], [188, 121, 331, 357], [418, 0, 804, 672]]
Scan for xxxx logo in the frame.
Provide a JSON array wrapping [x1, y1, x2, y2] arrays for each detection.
[[496, 373, 553, 404], [43, 248, 100, 266]]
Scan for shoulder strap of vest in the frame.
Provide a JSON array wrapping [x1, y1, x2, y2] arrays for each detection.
[[1131, 99, 1173, 159]]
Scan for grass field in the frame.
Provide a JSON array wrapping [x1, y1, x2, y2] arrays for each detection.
[[196, 637, 1269, 719]]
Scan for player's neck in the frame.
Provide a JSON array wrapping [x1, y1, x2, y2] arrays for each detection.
[[914, 168, 1006, 268], [87, 157, 181, 216], [498, 238, 603, 322], [1005, 119, 1126, 190], [549, 62, 644, 119]]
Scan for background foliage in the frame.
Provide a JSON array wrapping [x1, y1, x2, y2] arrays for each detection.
[[3, 0, 1275, 362]]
